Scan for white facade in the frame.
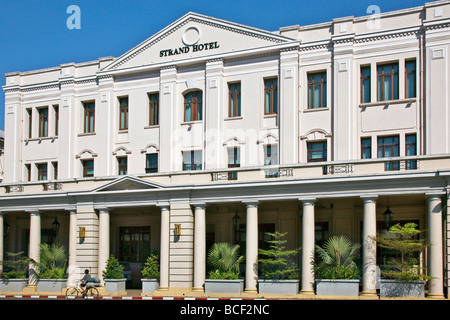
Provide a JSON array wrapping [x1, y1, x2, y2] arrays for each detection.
[[1, 1, 450, 297]]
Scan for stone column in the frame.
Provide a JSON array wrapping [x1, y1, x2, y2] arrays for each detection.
[[193, 203, 206, 292], [361, 196, 378, 296], [97, 207, 110, 280], [427, 193, 444, 299], [28, 210, 41, 285], [67, 207, 77, 286], [158, 203, 170, 291], [243, 201, 259, 293], [300, 198, 315, 295]]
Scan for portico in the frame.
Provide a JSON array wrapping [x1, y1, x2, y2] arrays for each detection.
[[0, 161, 446, 298]]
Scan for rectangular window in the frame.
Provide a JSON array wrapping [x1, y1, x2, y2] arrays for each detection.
[[228, 147, 240, 180], [37, 163, 47, 181], [27, 109, 32, 139], [119, 97, 128, 130], [54, 105, 59, 136], [264, 78, 278, 114], [148, 93, 159, 126], [361, 66, 371, 103], [183, 150, 202, 171], [228, 82, 241, 117], [308, 72, 327, 109], [377, 63, 399, 101], [118, 157, 127, 175], [361, 137, 372, 159], [184, 91, 202, 122], [377, 135, 399, 171], [83, 102, 95, 133], [145, 153, 158, 173], [82, 159, 94, 177], [405, 60, 416, 99], [119, 226, 150, 262], [307, 141, 327, 162], [38, 107, 48, 137], [405, 133, 417, 170]]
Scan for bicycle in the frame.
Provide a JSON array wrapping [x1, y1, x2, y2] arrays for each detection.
[[65, 280, 100, 299]]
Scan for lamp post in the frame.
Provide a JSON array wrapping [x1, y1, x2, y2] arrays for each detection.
[[232, 212, 241, 244], [383, 206, 393, 230], [52, 217, 60, 243]]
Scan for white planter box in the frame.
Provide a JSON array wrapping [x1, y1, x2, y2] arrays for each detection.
[[0, 278, 28, 292], [379, 279, 425, 298], [104, 278, 127, 293], [315, 279, 360, 296], [141, 279, 159, 293], [258, 279, 299, 295], [37, 279, 67, 293], [204, 279, 244, 294]]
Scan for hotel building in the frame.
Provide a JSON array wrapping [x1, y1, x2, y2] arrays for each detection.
[[1, 1, 450, 297]]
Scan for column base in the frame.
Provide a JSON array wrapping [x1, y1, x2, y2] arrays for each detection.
[[360, 291, 378, 297], [192, 287, 204, 292], [426, 293, 445, 299], [299, 289, 315, 295], [158, 287, 169, 291], [244, 289, 258, 294]]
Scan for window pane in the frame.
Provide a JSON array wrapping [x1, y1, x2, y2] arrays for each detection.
[[361, 67, 371, 103], [384, 76, 392, 101], [146, 153, 158, 173], [185, 103, 192, 122]]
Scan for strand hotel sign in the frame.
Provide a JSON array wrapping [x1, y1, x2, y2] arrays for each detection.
[[159, 26, 220, 57]]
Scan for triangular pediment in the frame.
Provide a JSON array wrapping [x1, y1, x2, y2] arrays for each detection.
[[102, 12, 297, 72], [93, 176, 164, 192]]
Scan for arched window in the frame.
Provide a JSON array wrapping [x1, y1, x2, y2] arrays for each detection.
[[184, 91, 202, 122]]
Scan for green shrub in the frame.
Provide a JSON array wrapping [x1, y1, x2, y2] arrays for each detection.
[[0, 251, 29, 279], [258, 231, 300, 280], [29, 243, 68, 279], [314, 235, 361, 280], [141, 251, 160, 280], [207, 243, 244, 280], [373, 223, 432, 282], [102, 255, 124, 279]]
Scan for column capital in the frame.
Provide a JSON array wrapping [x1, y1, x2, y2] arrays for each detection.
[[26, 208, 41, 215], [360, 195, 378, 202], [65, 206, 77, 213], [426, 192, 445, 200], [94, 205, 109, 212], [191, 202, 206, 209], [157, 202, 170, 210], [299, 197, 316, 205]]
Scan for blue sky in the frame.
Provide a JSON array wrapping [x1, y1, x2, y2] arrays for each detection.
[[0, 0, 430, 130]]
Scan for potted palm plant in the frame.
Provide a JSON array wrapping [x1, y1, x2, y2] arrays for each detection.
[[30, 242, 68, 293], [0, 252, 29, 293], [141, 250, 160, 294], [257, 231, 300, 295], [373, 222, 431, 298], [314, 235, 361, 296], [204, 242, 245, 294], [102, 254, 127, 295]]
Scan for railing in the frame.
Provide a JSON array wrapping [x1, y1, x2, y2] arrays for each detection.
[[0, 155, 446, 195]]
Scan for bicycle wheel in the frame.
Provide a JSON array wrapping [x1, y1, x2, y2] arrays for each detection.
[[65, 287, 80, 299], [85, 287, 99, 299]]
